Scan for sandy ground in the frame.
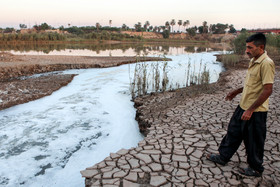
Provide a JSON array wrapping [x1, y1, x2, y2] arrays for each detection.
[[0, 52, 167, 110]]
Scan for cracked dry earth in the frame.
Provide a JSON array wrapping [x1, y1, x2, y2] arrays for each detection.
[[81, 69, 280, 187]]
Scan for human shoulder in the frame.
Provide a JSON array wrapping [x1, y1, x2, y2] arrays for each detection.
[[262, 52, 274, 64]]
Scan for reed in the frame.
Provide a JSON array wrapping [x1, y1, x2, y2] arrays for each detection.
[[130, 55, 211, 99]]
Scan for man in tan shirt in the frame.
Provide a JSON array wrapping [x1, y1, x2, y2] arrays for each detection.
[[207, 33, 275, 177]]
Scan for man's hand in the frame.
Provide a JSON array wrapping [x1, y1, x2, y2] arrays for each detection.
[[241, 110, 253, 120], [225, 87, 243, 101], [225, 92, 236, 101]]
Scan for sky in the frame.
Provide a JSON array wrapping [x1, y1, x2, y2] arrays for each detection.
[[0, 0, 280, 30]]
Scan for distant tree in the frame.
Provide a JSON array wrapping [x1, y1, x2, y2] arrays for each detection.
[[149, 26, 153, 32], [134, 22, 142, 32], [170, 19, 176, 32], [186, 27, 196, 37], [153, 26, 158, 32], [68, 23, 71, 27], [183, 20, 190, 32], [59, 25, 65, 31], [198, 26, 203, 34], [202, 21, 208, 34], [186, 20, 190, 28], [19, 24, 27, 29], [165, 21, 170, 31], [241, 28, 247, 33], [109, 20, 112, 27], [211, 23, 228, 34], [162, 29, 170, 38], [96, 23, 101, 31], [41, 23, 51, 30], [65, 26, 84, 35], [122, 24, 128, 31], [178, 20, 182, 32], [33, 23, 51, 31], [3, 27, 15, 33], [144, 21, 150, 31], [229, 24, 237, 33]]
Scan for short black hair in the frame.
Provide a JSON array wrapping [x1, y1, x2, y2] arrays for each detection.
[[246, 33, 266, 49]]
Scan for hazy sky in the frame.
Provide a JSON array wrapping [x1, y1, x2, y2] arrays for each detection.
[[1, 0, 279, 30]]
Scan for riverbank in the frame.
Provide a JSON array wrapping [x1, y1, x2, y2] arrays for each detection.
[[0, 52, 168, 110], [81, 67, 280, 186]]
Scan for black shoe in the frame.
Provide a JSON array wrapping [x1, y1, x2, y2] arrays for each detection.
[[206, 154, 227, 166], [239, 167, 262, 177]]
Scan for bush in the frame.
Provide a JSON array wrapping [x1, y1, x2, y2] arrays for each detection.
[[162, 30, 170, 39], [233, 32, 250, 54], [219, 53, 240, 68]]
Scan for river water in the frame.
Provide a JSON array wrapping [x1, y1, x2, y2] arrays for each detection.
[[0, 47, 224, 187]]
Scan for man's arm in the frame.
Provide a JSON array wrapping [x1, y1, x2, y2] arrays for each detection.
[[225, 87, 243, 101], [241, 84, 273, 120]]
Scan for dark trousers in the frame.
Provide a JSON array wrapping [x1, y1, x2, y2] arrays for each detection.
[[218, 105, 267, 173]]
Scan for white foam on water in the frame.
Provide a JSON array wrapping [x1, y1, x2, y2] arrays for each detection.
[[0, 52, 223, 187]]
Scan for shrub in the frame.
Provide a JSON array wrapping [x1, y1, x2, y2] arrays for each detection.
[[219, 53, 240, 68], [233, 32, 250, 54], [162, 30, 170, 39]]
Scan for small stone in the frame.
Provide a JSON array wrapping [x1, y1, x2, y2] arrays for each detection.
[[151, 154, 160, 163], [184, 129, 196, 135], [102, 178, 119, 185], [116, 149, 129, 155], [134, 153, 152, 164], [179, 162, 190, 170], [186, 147, 194, 155], [80, 169, 99, 178], [150, 175, 168, 186], [123, 179, 140, 187], [149, 163, 162, 172], [110, 152, 120, 159], [176, 169, 188, 176], [113, 170, 127, 178], [193, 142, 207, 148], [141, 149, 162, 154], [210, 167, 221, 175], [195, 179, 208, 186], [192, 150, 203, 159], [172, 155, 188, 162], [228, 179, 241, 186], [124, 172, 138, 182], [201, 168, 212, 175], [128, 158, 140, 168]]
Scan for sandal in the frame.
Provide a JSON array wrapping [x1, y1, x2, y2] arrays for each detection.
[[239, 167, 262, 177], [206, 154, 227, 166]]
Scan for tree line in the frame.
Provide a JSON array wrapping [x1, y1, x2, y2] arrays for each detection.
[[1, 20, 236, 34], [0, 20, 237, 42]]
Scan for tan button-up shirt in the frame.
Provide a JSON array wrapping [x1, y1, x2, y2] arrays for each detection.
[[240, 51, 275, 112]]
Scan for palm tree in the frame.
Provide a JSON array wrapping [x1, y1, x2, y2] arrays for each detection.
[[186, 20, 190, 28], [177, 20, 182, 33], [203, 21, 208, 33], [109, 20, 112, 27], [170, 19, 176, 32], [96, 22, 101, 31], [165, 21, 170, 31], [145, 21, 150, 31], [184, 20, 190, 31]]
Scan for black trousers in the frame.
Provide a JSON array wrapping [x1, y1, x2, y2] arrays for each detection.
[[218, 105, 267, 173]]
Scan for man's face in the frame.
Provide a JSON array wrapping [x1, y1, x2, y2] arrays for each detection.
[[245, 41, 264, 59]]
